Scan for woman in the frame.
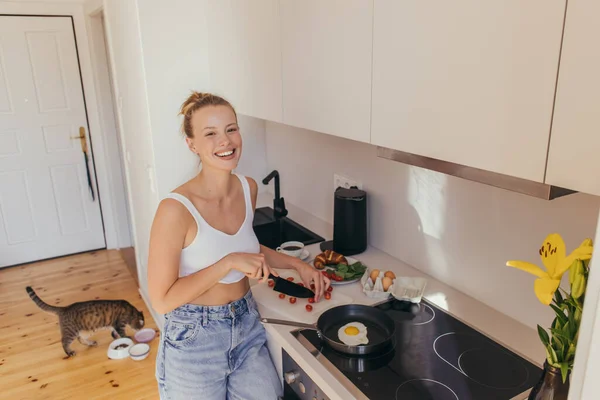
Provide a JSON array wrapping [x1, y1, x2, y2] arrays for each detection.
[[148, 92, 330, 400]]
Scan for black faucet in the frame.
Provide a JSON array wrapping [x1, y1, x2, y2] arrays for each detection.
[[262, 170, 288, 220]]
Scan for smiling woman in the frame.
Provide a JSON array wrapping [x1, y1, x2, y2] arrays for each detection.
[[147, 91, 329, 400]]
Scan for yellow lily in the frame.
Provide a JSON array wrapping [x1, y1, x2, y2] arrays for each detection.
[[507, 234, 594, 305]]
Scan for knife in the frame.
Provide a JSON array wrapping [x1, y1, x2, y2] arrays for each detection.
[[268, 273, 315, 298]]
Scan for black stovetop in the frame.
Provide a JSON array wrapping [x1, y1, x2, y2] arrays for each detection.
[[296, 299, 542, 400]]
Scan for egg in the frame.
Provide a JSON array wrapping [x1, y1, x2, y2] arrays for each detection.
[[370, 269, 380, 282], [384, 271, 396, 280], [382, 276, 393, 291], [338, 322, 369, 346]]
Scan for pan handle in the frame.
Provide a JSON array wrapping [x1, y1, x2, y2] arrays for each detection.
[[260, 318, 317, 330]]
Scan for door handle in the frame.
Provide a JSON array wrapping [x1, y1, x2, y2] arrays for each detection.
[[70, 127, 88, 153], [71, 127, 95, 201]]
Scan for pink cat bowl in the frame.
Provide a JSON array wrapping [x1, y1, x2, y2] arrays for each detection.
[[129, 343, 150, 361], [134, 328, 156, 343]]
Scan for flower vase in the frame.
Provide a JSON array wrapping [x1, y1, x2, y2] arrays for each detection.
[[528, 362, 570, 400]]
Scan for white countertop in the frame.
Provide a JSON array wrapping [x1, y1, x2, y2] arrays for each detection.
[[252, 193, 544, 400]]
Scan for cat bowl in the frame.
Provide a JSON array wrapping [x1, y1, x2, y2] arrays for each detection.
[[129, 343, 150, 361], [134, 328, 156, 343], [107, 338, 134, 360]]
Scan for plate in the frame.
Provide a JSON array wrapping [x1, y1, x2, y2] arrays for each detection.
[[324, 257, 364, 285]]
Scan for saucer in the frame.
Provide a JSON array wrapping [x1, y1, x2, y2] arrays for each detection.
[[299, 249, 310, 261]]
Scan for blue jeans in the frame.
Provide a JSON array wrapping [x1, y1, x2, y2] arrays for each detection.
[[155, 290, 282, 399]]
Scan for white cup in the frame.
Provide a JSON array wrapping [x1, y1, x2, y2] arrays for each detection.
[[276, 241, 304, 258]]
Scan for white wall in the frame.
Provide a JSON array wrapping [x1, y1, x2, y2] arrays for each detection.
[[135, 0, 269, 198], [102, 0, 270, 299], [136, 0, 209, 198], [102, 0, 158, 293], [265, 122, 600, 330], [569, 211, 600, 399]]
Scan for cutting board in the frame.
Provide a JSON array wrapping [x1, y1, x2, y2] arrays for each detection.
[[251, 269, 354, 324]]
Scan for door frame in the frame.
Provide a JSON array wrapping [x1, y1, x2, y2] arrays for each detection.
[[0, 1, 132, 251]]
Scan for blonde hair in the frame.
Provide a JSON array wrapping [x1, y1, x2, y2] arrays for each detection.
[[178, 92, 237, 138]]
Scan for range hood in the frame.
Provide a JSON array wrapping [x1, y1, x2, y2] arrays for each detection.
[[376, 146, 576, 200]]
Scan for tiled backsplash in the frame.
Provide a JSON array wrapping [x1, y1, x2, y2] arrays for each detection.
[[264, 121, 600, 329]]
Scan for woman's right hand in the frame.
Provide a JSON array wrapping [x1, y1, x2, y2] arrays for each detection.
[[225, 252, 277, 283]]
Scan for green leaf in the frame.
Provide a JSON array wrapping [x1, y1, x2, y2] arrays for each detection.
[[560, 363, 569, 384], [568, 309, 577, 338], [538, 325, 550, 347], [549, 346, 559, 366], [551, 334, 565, 352], [337, 264, 349, 273], [550, 328, 571, 344], [567, 343, 576, 360], [550, 304, 568, 325], [553, 317, 562, 331], [554, 290, 564, 306]]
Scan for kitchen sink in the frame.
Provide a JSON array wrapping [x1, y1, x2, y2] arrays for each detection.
[[253, 207, 325, 250]]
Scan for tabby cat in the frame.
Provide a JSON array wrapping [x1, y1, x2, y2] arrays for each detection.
[[26, 286, 145, 357]]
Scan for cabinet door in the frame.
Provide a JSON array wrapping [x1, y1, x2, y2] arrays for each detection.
[[371, 0, 566, 182], [546, 0, 600, 196], [280, 0, 373, 143], [206, 0, 282, 122]]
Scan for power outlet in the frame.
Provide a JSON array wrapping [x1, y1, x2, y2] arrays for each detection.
[[334, 173, 362, 190]]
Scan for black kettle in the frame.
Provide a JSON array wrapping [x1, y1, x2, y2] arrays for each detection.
[[320, 186, 367, 256]]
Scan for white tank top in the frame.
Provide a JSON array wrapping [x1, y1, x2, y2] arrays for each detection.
[[163, 173, 260, 284]]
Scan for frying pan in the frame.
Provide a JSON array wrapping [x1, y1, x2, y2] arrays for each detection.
[[261, 304, 396, 356]]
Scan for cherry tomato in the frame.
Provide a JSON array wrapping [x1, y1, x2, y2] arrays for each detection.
[[310, 284, 316, 290], [305, 304, 313, 312], [287, 277, 294, 282], [308, 297, 315, 304], [336, 275, 344, 282], [278, 293, 285, 299], [321, 271, 328, 276], [268, 280, 275, 288], [289, 297, 297, 304], [297, 283, 304, 287], [324, 292, 331, 300], [327, 286, 333, 292]]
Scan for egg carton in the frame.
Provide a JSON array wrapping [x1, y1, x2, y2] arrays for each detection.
[[360, 269, 396, 299], [392, 277, 427, 303]]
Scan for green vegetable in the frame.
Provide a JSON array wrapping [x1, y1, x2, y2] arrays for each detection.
[[329, 261, 367, 280]]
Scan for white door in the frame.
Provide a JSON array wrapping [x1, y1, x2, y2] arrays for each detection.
[[0, 16, 105, 267]]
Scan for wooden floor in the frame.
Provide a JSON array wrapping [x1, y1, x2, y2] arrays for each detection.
[[0, 250, 160, 400]]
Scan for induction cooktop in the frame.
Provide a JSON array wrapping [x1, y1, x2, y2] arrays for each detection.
[[293, 298, 542, 399]]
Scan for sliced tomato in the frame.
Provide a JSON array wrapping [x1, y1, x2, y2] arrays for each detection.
[[278, 293, 285, 299], [308, 297, 315, 304], [324, 292, 331, 300], [268, 280, 275, 288], [335, 275, 344, 282], [305, 304, 313, 312], [287, 277, 294, 282], [327, 286, 333, 292], [310, 283, 316, 290], [289, 297, 297, 304]]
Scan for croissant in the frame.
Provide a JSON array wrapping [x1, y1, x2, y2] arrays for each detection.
[[313, 250, 348, 270]]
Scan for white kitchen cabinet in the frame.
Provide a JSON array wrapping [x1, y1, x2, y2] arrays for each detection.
[[545, 0, 600, 196], [371, 0, 566, 182], [280, 0, 373, 144], [205, 0, 282, 123]]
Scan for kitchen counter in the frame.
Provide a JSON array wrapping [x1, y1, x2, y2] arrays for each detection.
[[252, 193, 544, 400]]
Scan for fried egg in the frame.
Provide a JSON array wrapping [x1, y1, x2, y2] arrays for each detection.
[[338, 322, 369, 346]]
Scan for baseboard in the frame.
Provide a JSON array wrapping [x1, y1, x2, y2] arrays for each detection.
[[139, 286, 164, 331]]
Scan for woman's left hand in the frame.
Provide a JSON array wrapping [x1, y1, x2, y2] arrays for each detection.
[[296, 262, 330, 302]]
